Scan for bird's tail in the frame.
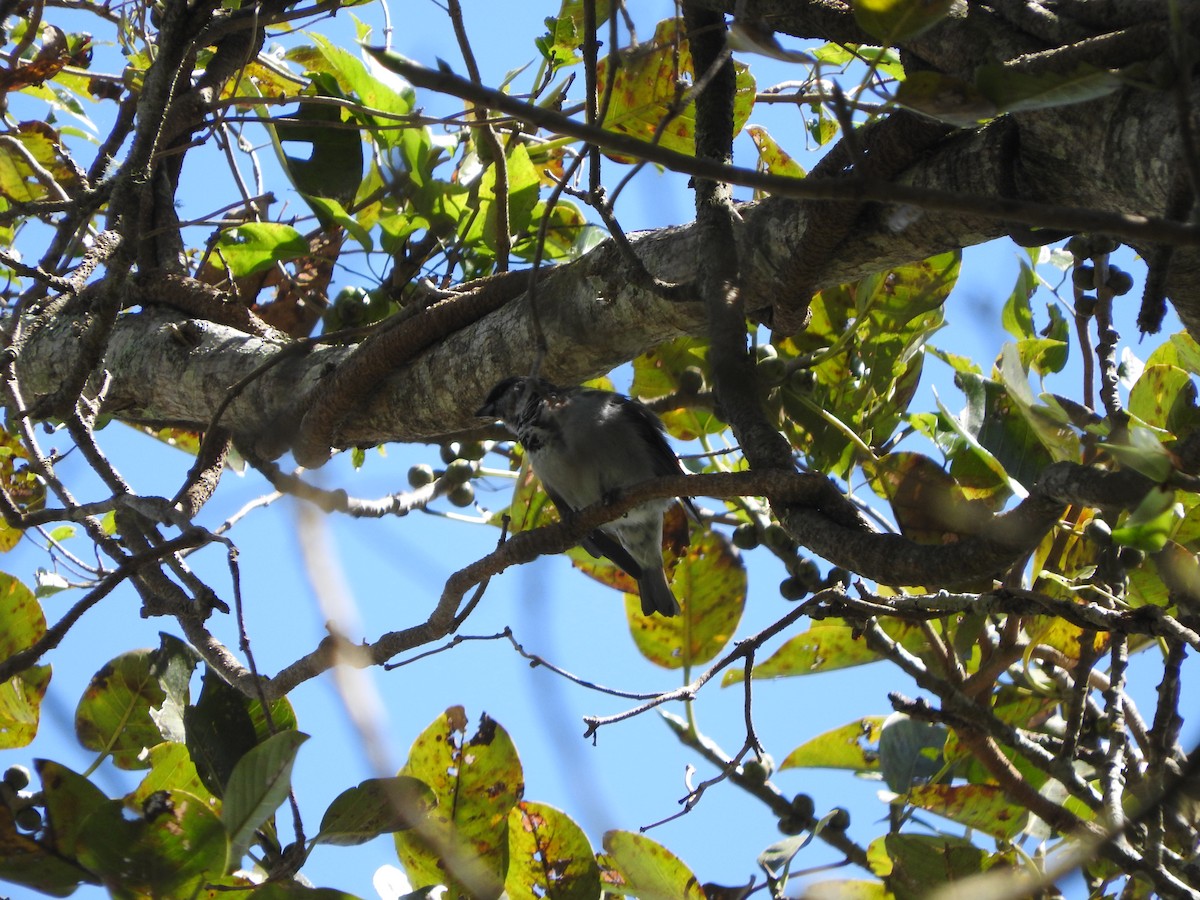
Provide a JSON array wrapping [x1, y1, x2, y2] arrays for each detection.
[[638, 567, 680, 617]]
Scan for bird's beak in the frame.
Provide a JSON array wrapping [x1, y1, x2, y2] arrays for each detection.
[[475, 400, 497, 419]]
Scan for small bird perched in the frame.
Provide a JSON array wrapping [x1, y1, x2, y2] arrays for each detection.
[[476, 376, 686, 617]]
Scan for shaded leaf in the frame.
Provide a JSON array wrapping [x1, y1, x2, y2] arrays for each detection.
[[976, 61, 1122, 114], [76, 790, 228, 899], [884, 833, 987, 900], [36, 759, 109, 859], [0, 798, 91, 896], [184, 667, 260, 797], [221, 730, 309, 867], [316, 776, 436, 845]]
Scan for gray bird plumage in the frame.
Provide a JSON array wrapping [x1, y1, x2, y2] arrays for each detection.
[[476, 376, 685, 616]]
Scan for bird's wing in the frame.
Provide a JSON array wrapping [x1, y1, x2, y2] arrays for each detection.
[[541, 480, 646, 578]]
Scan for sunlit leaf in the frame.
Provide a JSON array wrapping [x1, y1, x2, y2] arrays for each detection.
[[395, 707, 523, 898], [0, 573, 49, 748], [596, 19, 755, 160], [214, 223, 309, 278], [627, 526, 745, 669], [904, 783, 1027, 840], [598, 830, 705, 900], [780, 716, 886, 772], [852, 0, 953, 42], [505, 801, 599, 900], [723, 618, 928, 684]]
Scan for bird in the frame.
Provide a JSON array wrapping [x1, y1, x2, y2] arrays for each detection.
[[476, 376, 686, 617]]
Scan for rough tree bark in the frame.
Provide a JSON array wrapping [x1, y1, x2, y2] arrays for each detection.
[[6, 0, 1196, 453]]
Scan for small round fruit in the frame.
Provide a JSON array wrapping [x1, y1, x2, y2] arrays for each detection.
[[1076, 295, 1097, 317], [1084, 519, 1112, 546], [14, 806, 41, 832], [1106, 267, 1134, 296], [3, 766, 30, 791], [826, 807, 851, 830], [439, 443, 461, 464], [787, 368, 815, 392], [732, 523, 760, 550], [447, 482, 475, 508], [756, 343, 778, 363], [741, 759, 771, 783], [457, 441, 487, 461], [824, 567, 851, 588], [1066, 234, 1091, 258], [679, 366, 705, 395], [1071, 265, 1094, 290], [791, 793, 815, 820], [777, 815, 805, 836], [763, 523, 795, 553], [443, 459, 476, 485], [1118, 547, 1146, 569], [779, 576, 810, 602], [757, 355, 786, 387], [408, 464, 435, 488], [791, 558, 822, 591]]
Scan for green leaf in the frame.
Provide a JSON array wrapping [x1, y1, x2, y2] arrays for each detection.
[[1129, 364, 1200, 435], [723, 618, 927, 684], [893, 71, 996, 126], [221, 730, 309, 867], [505, 801, 600, 900], [904, 783, 1027, 840], [304, 195, 374, 252], [395, 707, 523, 898], [1001, 260, 1036, 340], [884, 834, 988, 900], [76, 790, 228, 898], [131, 742, 218, 810], [214, 223, 309, 278], [315, 776, 436, 845], [184, 667, 260, 797], [1111, 487, 1181, 553], [626, 526, 745, 670], [597, 830, 706, 900], [0, 572, 49, 748], [288, 34, 414, 148], [597, 19, 755, 159], [37, 759, 110, 859], [975, 61, 1122, 114], [877, 714, 947, 792], [852, 0, 954, 42], [274, 91, 364, 203], [0, 799, 91, 896], [780, 716, 886, 772], [75, 643, 197, 770]]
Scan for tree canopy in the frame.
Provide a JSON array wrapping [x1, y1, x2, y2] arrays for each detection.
[[1, 0, 1200, 898]]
